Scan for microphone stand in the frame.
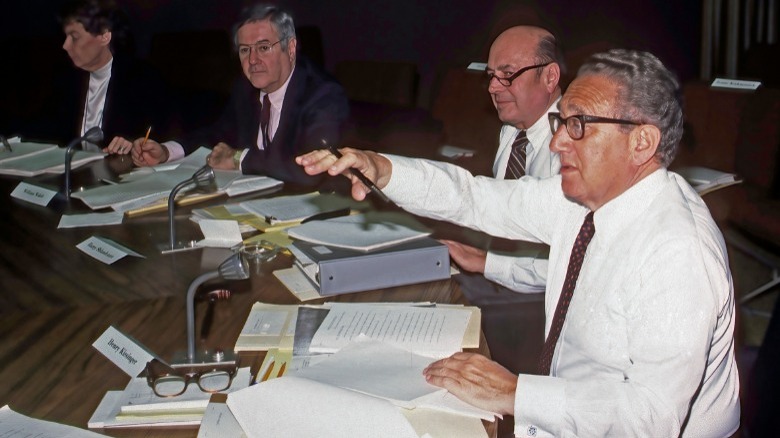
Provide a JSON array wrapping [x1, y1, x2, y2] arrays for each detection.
[[162, 164, 217, 253], [63, 126, 103, 200]]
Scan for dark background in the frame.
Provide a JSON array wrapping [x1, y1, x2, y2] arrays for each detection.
[[2, 0, 702, 108]]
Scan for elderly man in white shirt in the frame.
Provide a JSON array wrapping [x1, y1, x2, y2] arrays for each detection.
[[442, 25, 562, 294], [296, 49, 740, 437]]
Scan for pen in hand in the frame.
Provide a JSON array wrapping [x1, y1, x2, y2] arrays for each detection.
[[141, 126, 152, 146], [324, 141, 390, 203]]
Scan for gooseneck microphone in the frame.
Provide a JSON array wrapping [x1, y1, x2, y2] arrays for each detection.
[[63, 126, 103, 200]]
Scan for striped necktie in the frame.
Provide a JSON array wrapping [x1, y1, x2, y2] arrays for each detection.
[[537, 211, 596, 375], [259, 94, 271, 149], [504, 130, 528, 179]]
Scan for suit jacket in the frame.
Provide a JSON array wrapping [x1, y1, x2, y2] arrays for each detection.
[[180, 56, 349, 187], [28, 55, 175, 147]]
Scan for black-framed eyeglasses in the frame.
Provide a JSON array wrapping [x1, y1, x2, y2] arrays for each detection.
[[548, 112, 642, 140], [237, 40, 282, 59], [485, 62, 552, 87], [145, 359, 237, 398]]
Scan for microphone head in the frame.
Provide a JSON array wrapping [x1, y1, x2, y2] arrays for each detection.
[[83, 126, 104, 144]]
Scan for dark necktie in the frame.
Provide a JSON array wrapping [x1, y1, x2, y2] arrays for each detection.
[[260, 94, 271, 149], [537, 211, 596, 375], [504, 130, 528, 179]]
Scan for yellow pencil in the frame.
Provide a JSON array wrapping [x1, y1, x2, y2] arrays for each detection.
[[141, 126, 152, 146], [260, 360, 275, 382]]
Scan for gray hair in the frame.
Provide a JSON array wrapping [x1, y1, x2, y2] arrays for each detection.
[[578, 49, 683, 167], [232, 3, 296, 51], [534, 32, 567, 79]]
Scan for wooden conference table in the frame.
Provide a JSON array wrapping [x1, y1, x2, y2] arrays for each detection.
[[0, 156, 494, 437]]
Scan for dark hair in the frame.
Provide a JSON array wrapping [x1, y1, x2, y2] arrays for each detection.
[[578, 49, 683, 166], [58, 0, 132, 54], [232, 3, 296, 51]]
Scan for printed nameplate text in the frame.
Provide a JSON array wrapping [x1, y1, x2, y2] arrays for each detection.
[[10, 182, 57, 206], [92, 325, 157, 377]]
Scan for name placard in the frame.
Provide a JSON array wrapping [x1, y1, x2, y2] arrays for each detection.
[[76, 236, 144, 264], [467, 62, 487, 71], [92, 325, 157, 377], [711, 78, 761, 90], [10, 182, 58, 206]]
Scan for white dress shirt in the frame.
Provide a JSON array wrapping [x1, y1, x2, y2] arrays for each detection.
[[81, 57, 112, 151], [484, 98, 561, 292], [383, 156, 740, 437]]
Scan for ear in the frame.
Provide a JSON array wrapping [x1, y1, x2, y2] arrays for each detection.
[[287, 38, 297, 64], [543, 63, 561, 93], [629, 124, 661, 166], [100, 31, 112, 47]]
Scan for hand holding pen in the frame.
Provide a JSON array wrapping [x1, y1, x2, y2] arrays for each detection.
[[296, 140, 392, 202]]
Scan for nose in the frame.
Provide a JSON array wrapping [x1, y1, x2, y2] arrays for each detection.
[[549, 128, 569, 154], [62, 36, 70, 51], [487, 76, 503, 94], [248, 48, 261, 64]]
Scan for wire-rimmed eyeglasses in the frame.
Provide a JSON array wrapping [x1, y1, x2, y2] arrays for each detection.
[[485, 62, 552, 87], [548, 112, 642, 140], [237, 40, 282, 59], [145, 359, 237, 398]]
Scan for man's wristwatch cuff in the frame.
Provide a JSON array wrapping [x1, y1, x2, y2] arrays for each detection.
[[233, 150, 243, 170]]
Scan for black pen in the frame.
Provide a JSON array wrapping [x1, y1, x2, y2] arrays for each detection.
[[327, 145, 390, 203]]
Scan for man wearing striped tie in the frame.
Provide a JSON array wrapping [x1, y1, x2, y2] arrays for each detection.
[[441, 25, 563, 296]]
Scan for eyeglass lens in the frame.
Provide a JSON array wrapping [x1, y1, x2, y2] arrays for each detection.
[[151, 370, 233, 397]]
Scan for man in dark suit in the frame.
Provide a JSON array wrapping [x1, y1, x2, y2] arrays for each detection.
[[126, 3, 349, 187], [26, 0, 173, 149]]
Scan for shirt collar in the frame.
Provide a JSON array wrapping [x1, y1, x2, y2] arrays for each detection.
[[592, 168, 668, 244], [90, 56, 113, 81], [260, 65, 295, 109], [524, 96, 561, 154]]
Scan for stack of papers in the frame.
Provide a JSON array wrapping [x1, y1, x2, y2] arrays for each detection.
[[675, 166, 742, 195], [233, 302, 480, 354], [0, 141, 104, 176], [0, 405, 103, 437], [227, 337, 494, 438], [239, 192, 367, 225]]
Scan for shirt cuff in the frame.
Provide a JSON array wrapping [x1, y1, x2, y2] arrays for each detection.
[[235, 148, 248, 171], [484, 252, 547, 293], [514, 374, 565, 438], [163, 141, 185, 162]]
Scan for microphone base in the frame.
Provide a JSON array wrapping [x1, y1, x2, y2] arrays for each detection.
[[159, 240, 200, 254], [169, 349, 237, 368]]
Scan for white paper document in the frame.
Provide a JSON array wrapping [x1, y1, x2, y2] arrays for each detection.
[[227, 376, 420, 438], [73, 167, 240, 210], [675, 166, 742, 195], [239, 192, 366, 224], [0, 148, 104, 176], [290, 337, 495, 419], [0, 141, 57, 164], [196, 219, 244, 248], [308, 303, 471, 358], [286, 211, 431, 251], [58, 211, 125, 229], [0, 405, 104, 437]]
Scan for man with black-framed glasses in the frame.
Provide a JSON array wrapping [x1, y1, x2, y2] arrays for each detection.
[[123, 3, 349, 187], [297, 49, 740, 437], [442, 25, 564, 298]]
